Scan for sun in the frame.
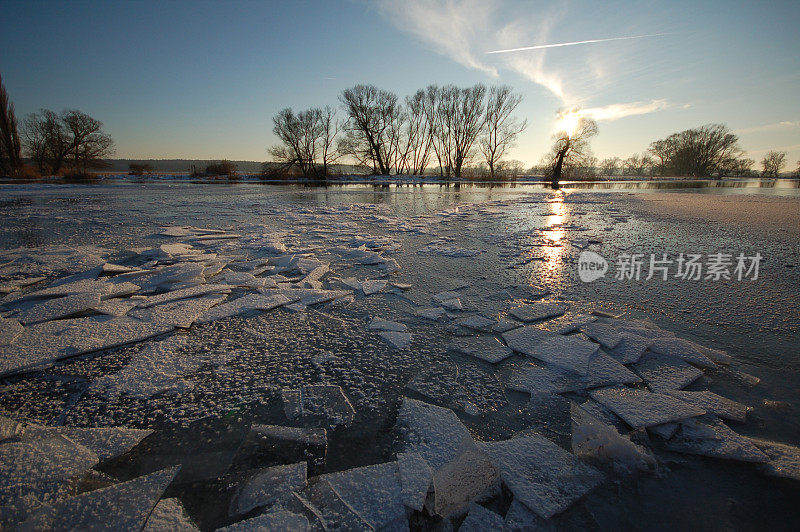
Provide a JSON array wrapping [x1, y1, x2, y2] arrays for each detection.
[[557, 111, 580, 138]]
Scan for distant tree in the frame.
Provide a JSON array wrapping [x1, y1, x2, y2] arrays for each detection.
[[339, 85, 401, 175], [480, 86, 526, 179], [0, 74, 22, 177], [760, 151, 786, 177], [205, 160, 237, 177], [429, 84, 487, 179], [398, 90, 433, 175], [128, 163, 153, 175], [648, 124, 744, 178], [62, 110, 115, 175], [795, 161, 800, 178], [721, 157, 754, 177], [270, 106, 339, 179], [622, 153, 654, 176], [600, 157, 621, 176], [22, 109, 71, 174], [545, 112, 598, 187]]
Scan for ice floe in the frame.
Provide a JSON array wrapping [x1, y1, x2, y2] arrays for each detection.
[[230, 462, 307, 515], [450, 336, 513, 364], [589, 386, 706, 428], [508, 302, 568, 323]]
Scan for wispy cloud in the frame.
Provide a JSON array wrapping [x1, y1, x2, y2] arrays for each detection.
[[486, 33, 670, 55], [735, 121, 800, 134], [575, 99, 672, 121]]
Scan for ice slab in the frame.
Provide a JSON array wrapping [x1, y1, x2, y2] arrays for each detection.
[[361, 279, 387, 296], [19, 466, 179, 531], [584, 351, 642, 389], [432, 291, 461, 304], [552, 313, 596, 334], [508, 302, 568, 323], [751, 439, 800, 481], [415, 307, 446, 320], [571, 403, 654, 475], [0, 436, 98, 527], [479, 435, 604, 519], [506, 330, 598, 375], [196, 293, 293, 324], [507, 364, 584, 395], [379, 331, 413, 350], [20, 278, 139, 300], [607, 332, 651, 364], [136, 283, 231, 308], [459, 503, 504, 532], [324, 462, 407, 530], [22, 425, 152, 462], [632, 352, 704, 392], [664, 390, 747, 423], [0, 414, 22, 441], [397, 398, 499, 517], [130, 293, 228, 329], [589, 386, 706, 428], [0, 317, 23, 345], [231, 462, 307, 515], [15, 292, 101, 325], [454, 315, 496, 332], [504, 498, 552, 532], [217, 510, 310, 532], [579, 322, 623, 349], [368, 319, 408, 332], [0, 315, 174, 377], [450, 336, 513, 364], [143, 498, 199, 532], [649, 337, 716, 368], [440, 298, 463, 311], [90, 335, 200, 398], [664, 417, 769, 462], [93, 298, 137, 317], [397, 452, 432, 512]]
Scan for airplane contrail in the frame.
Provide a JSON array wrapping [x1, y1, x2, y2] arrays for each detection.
[[486, 33, 671, 54]]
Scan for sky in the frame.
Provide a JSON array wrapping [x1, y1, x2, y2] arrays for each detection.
[[1, 0, 799, 168]]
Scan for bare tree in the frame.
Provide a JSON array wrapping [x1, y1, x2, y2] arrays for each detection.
[[622, 153, 654, 176], [0, 74, 22, 177], [599, 157, 621, 176], [398, 90, 433, 175], [270, 106, 340, 179], [760, 150, 786, 178], [339, 85, 402, 175], [430, 84, 486, 179], [61, 110, 115, 175], [480, 85, 526, 179], [546, 113, 598, 187], [22, 109, 71, 174]]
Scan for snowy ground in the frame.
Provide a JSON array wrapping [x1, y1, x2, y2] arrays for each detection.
[[0, 182, 798, 530]]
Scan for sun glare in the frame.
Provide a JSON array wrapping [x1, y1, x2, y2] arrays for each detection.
[[557, 111, 580, 138]]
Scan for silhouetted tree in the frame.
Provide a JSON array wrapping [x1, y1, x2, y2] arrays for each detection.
[[599, 157, 621, 176], [429, 84, 486, 178], [270, 106, 339, 179], [0, 74, 22, 177], [339, 85, 401, 175], [546, 113, 598, 187], [62, 110, 115, 175], [760, 151, 786, 178], [205, 160, 237, 177], [623, 153, 654, 176], [480, 86, 526, 179], [648, 124, 744, 177], [22, 109, 70, 174]]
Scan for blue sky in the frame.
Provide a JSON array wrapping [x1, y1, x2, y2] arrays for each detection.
[[1, 0, 798, 167]]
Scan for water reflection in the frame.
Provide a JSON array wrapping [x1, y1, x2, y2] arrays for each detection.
[[539, 193, 568, 278]]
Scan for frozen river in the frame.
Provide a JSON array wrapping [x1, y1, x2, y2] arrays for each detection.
[[0, 181, 798, 530]]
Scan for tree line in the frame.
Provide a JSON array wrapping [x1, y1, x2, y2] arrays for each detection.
[[0, 75, 114, 178], [268, 84, 526, 180], [2, 73, 798, 180]]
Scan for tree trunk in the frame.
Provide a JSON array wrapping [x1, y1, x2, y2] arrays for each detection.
[[552, 149, 566, 188]]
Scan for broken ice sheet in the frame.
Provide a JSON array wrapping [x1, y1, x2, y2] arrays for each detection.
[[143, 498, 199, 532], [454, 315, 496, 332], [18, 466, 179, 531], [195, 293, 292, 324], [379, 330, 413, 350], [90, 335, 201, 399], [217, 510, 310, 532], [368, 318, 408, 332], [571, 403, 654, 475], [0, 316, 24, 345], [508, 302, 568, 323], [589, 386, 706, 429], [751, 439, 800, 481], [135, 283, 231, 308], [507, 363, 584, 395], [664, 417, 769, 463], [324, 462, 406, 530], [479, 434, 604, 519], [415, 307, 446, 320], [14, 292, 101, 325], [230, 462, 307, 515], [504, 328, 598, 375], [632, 352, 704, 392], [664, 390, 748, 423], [21, 425, 152, 462], [606, 332, 652, 364], [92, 297, 137, 317], [281, 385, 356, 427], [406, 362, 507, 414], [450, 336, 513, 364], [397, 398, 499, 517], [504, 498, 553, 532], [129, 293, 228, 329], [579, 322, 623, 349], [459, 503, 504, 532], [649, 337, 717, 368], [397, 452, 432, 512], [584, 351, 642, 389], [0, 436, 98, 527]]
